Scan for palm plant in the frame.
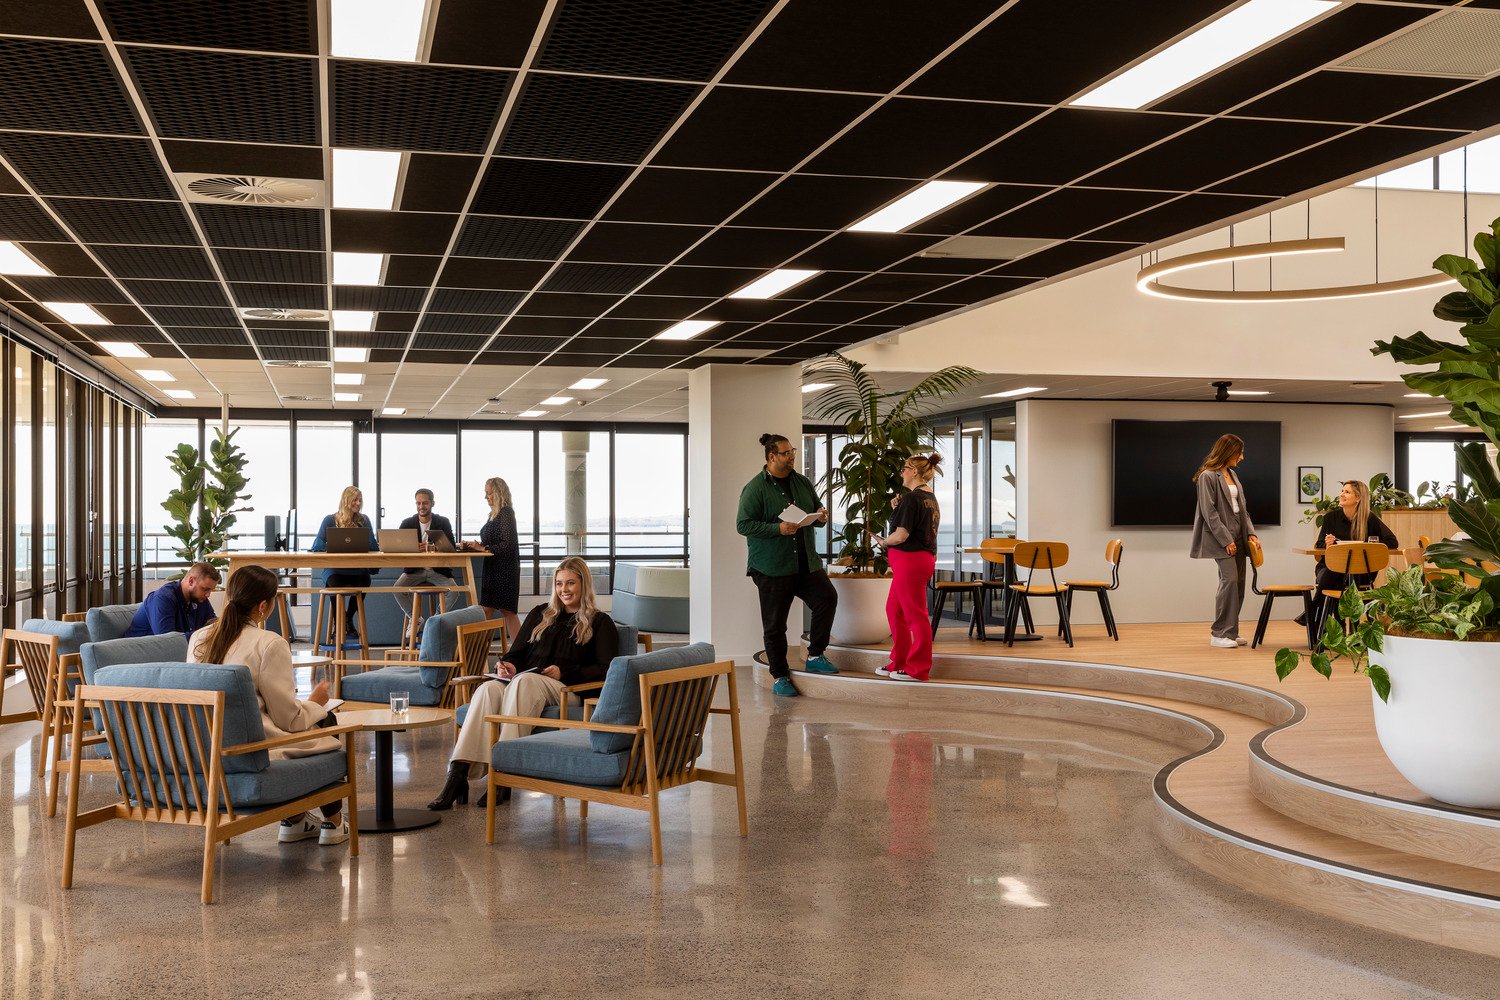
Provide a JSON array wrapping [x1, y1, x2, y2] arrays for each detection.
[[804, 353, 981, 574]]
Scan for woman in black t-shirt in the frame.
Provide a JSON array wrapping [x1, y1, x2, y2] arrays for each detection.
[[871, 453, 943, 681]]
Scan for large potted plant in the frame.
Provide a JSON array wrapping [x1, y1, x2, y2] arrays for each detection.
[[804, 353, 980, 644], [1276, 215, 1500, 808], [162, 426, 253, 576]]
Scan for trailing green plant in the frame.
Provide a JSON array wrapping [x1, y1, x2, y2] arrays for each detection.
[[161, 426, 253, 574], [803, 353, 981, 575], [1298, 494, 1338, 527], [1299, 472, 1414, 526]]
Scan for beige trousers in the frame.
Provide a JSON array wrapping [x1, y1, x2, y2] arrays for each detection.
[[450, 674, 576, 774]]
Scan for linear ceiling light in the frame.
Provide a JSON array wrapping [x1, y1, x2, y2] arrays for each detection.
[[540, 396, 573, 405], [0, 241, 51, 276], [333, 310, 375, 332], [334, 392, 362, 402], [1404, 393, 1433, 398], [43, 301, 109, 324], [729, 268, 820, 299], [1400, 410, 1450, 419], [1226, 390, 1270, 396], [333, 346, 370, 363], [1434, 425, 1470, 431], [984, 386, 1047, 398], [333, 372, 365, 385], [164, 389, 196, 400], [519, 409, 547, 418], [98, 341, 146, 358], [333, 251, 385, 286], [138, 370, 175, 383], [332, 149, 402, 210], [801, 382, 832, 394], [849, 180, 988, 233], [382, 407, 406, 415], [1072, 0, 1338, 110], [331, 0, 427, 62], [655, 319, 719, 341], [569, 378, 608, 390]]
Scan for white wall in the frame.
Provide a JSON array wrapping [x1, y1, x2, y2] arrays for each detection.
[[1018, 399, 1394, 626]]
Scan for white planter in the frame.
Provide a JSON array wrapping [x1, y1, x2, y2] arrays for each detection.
[[827, 572, 892, 646], [1368, 633, 1500, 808]]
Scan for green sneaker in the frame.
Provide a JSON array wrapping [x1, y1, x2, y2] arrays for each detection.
[[803, 655, 839, 675], [772, 676, 799, 697]]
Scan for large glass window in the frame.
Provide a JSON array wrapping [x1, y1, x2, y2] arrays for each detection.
[[224, 420, 291, 552], [379, 432, 457, 529], [461, 429, 536, 590], [990, 413, 1017, 537], [14, 347, 32, 613], [616, 431, 685, 562], [40, 362, 57, 613], [800, 432, 831, 556], [140, 417, 200, 579], [538, 430, 610, 565], [295, 420, 352, 549]]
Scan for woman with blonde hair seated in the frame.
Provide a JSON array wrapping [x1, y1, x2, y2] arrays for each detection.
[[310, 485, 378, 640], [428, 556, 618, 810], [188, 565, 350, 846]]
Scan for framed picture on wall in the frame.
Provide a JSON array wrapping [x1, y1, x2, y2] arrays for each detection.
[[1297, 466, 1323, 504]]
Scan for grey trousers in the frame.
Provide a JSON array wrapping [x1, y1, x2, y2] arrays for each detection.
[[393, 569, 452, 618], [1212, 551, 1247, 638]]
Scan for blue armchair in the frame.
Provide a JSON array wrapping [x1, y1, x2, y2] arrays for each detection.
[[84, 603, 143, 644], [337, 605, 498, 708], [453, 622, 640, 730], [5, 619, 95, 815]]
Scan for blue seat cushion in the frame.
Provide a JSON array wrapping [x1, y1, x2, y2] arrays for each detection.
[[85, 603, 141, 644], [223, 751, 349, 809], [590, 642, 716, 753], [92, 662, 269, 774], [416, 605, 488, 688], [20, 618, 91, 657], [492, 730, 629, 789], [340, 666, 441, 706]]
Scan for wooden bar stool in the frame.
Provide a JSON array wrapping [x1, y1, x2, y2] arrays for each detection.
[[1246, 537, 1314, 649], [1003, 541, 1072, 647], [1311, 542, 1389, 652], [400, 587, 450, 651], [313, 587, 369, 661], [1063, 539, 1124, 641]]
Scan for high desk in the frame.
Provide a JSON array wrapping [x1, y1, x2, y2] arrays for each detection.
[[211, 551, 490, 620]]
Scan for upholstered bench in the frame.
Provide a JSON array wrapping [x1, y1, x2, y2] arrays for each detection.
[[610, 564, 688, 635]]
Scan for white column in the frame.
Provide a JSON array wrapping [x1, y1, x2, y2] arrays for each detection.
[[689, 365, 802, 663], [561, 430, 589, 556]]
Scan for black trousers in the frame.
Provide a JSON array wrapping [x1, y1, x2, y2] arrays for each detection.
[[325, 571, 371, 626], [751, 569, 838, 679]]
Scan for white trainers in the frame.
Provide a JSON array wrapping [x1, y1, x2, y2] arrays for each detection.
[[278, 812, 320, 843], [1209, 636, 1238, 649], [889, 670, 921, 681], [318, 816, 350, 846], [875, 663, 897, 677], [1235, 637, 1248, 646]]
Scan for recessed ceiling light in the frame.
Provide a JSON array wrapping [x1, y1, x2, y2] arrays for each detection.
[[333, 346, 370, 363], [1434, 425, 1469, 431], [164, 389, 195, 400], [333, 372, 365, 385], [801, 382, 833, 394], [332, 149, 401, 210], [983, 386, 1047, 399], [656, 319, 719, 341], [1071, 0, 1338, 110], [333, 310, 375, 332], [334, 392, 361, 402], [729, 268, 820, 300], [1404, 393, 1432, 398], [540, 396, 573, 405], [98, 341, 147, 358], [569, 378, 608, 390], [42, 301, 109, 325], [849, 180, 988, 233], [333, 251, 385, 286], [1226, 390, 1270, 396], [382, 407, 406, 416], [1399, 411, 1449, 419], [1350, 382, 1384, 388], [331, 0, 427, 61], [138, 369, 175, 383], [518, 409, 547, 418], [0, 241, 51, 276]]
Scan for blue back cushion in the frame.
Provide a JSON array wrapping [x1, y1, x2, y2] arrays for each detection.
[[417, 605, 487, 688], [20, 618, 90, 656], [93, 662, 269, 774], [85, 603, 142, 643], [614, 622, 639, 657], [590, 642, 716, 753], [81, 633, 188, 683]]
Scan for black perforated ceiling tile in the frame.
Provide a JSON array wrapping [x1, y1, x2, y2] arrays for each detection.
[[976, 188, 1169, 241], [50, 198, 199, 245], [12, 275, 129, 303], [604, 167, 772, 226], [475, 350, 547, 367], [369, 348, 405, 363], [335, 332, 407, 350], [0, 0, 99, 39], [1237, 71, 1462, 126], [1086, 119, 1346, 193], [0, 134, 176, 200], [407, 333, 489, 353], [250, 328, 326, 348], [609, 295, 715, 320], [989, 239, 1140, 277], [0, 196, 70, 242], [165, 326, 249, 345], [888, 254, 997, 276], [93, 302, 151, 325], [0, 164, 24, 196], [417, 313, 502, 335], [429, 0, 544, 67], [400, 155, 483, 214], [22, 243, 106, 278], [505, 315, 591, 336], [805, 99, 1039, 180], [439, 257, 550, 290], [789, 233, 937, 272], [259, 345, 327, 363], [0, 39, 143, 134], [122, 279, 231, 308], [1088, 193, 1273, 243], [568, 222, 712, 265], [196, 204, 323, 251], [332, 61, 513, 154], [515, 292, 622, 318], [655, 88, 875, 172], [141, 343, 189, 359], [579, 318, 669, 340], [161, 140, 323, 180], [822, 272, 968, 303], [375, 312, 418, 332], [681, 297, 789, 322], [538, 0, 770, 80], [734, 174, 920, 231], [500, 73, 699, 164], [1211, 126, 1461, 196], [956, 110, 1199, 186], [331, 210, 458, 255], [472, 158, 632, 219], [638, 265, 761, 298], [87, 324, 169, 344], [847, 301, 954, 327], [124, 48, 320, 145], [151, 306, 241, 328], [430, 288, 523, 314], [1391, 75, 1500, 131], [679, 227, 824, 269], [95, 244, 217, 281], [911, 275, 1034, 304], [454, 215, 585, 258], [213, 248, 324, 284], [383, 255, 441, 287], [777, 299, 888, 325], [333, 286, 428, 312], [98, 0, 317, 54], [541, 262, 658, 295], [488, 334, 569, 354], [244, 317, 326, 332], [230, 283, 327, 310]]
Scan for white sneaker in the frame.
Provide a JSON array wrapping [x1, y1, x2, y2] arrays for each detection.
[[278, 812, 320, 843], [1209, 636, 1238, 649], [890, 670, 924, 682], [318, 816, 350, 846], [1235, 637, 1248, 646], [875, 663, 897, 677]]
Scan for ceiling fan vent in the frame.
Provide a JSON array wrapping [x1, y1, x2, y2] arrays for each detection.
[[264, 359, 332, 369], [176, 173, 326, 206], [239, 307, 330, 322], [283, 394, 332, 401]]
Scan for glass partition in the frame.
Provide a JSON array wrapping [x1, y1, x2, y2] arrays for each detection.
[[990, 413, 1017, 537], [14, 347, 33, 616]]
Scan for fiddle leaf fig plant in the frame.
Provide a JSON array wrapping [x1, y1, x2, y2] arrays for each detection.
[[162, 426, 253, 574]]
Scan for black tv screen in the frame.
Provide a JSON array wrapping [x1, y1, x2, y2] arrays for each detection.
[[1112, 420, 1281, 527]]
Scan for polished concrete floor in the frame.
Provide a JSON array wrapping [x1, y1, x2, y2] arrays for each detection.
[[2, 666, 1497, 999]]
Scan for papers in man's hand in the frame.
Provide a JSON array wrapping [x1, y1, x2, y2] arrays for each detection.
[[779, 504, 822, 529]]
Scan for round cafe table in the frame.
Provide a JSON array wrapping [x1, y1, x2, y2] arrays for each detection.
[[337, 706, 454, 833]]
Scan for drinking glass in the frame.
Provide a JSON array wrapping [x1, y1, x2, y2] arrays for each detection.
[[390, 691, 410, 715], [1367, 536, 1380, 544]]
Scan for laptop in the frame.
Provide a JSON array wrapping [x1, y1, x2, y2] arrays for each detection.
[[326, 528, 371, 554], [378, 528, 421, 553], [429, 531, 456, 552]]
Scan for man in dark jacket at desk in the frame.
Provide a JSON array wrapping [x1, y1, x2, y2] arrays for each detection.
[[737, 432, 838, 698], [124, 562, 221, 638], [394, 488, 457, 637]]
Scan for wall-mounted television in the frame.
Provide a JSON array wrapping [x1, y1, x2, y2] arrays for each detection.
[[1112, 420, 1281, 527]]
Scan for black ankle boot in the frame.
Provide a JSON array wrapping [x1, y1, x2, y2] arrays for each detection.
[[427, 762, 469, 811], [475, 786, 511, 808]]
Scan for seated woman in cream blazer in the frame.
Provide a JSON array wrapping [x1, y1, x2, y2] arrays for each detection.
[[187, 565, 350, 847]]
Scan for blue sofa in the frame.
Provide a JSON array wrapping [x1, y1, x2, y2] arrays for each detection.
[[610, 564, 689, 635]]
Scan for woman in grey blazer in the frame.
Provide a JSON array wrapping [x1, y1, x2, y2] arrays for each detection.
[[1190, 434, 1259, 648]]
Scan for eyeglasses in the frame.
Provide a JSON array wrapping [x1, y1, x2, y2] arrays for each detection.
[[774, 448, 797, 457]]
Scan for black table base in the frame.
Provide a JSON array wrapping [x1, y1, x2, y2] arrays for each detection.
[[359, 728, 441, 834]]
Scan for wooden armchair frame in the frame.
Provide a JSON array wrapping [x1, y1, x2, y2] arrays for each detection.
[[62, 683, 360, 904], [336, 617, 502, 710], [1, 629, 111, 817], [483, 659, 747, 865]]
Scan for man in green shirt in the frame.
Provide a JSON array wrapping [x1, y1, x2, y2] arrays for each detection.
[[737, 433, 840, 697]]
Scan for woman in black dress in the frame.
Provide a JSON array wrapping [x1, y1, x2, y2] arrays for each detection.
[[1313, 479, 1400, 593], [461, 476, 521, 642]]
